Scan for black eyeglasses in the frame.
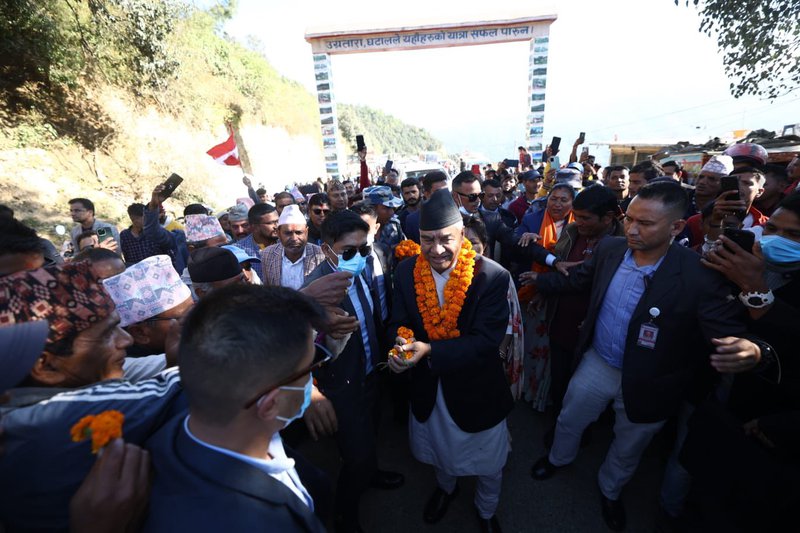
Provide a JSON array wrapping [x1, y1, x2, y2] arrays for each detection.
[[456, 191, 485, 202], [340, 244, 372, 261], [243, 343, 333, 408], [312, 208, 330, 215]]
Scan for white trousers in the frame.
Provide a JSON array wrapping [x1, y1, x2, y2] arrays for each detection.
[[435, 468, 503, 519], [549, 349, 665, 500]]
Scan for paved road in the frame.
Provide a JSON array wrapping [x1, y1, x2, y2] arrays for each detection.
[[296, 400, 670, 532]]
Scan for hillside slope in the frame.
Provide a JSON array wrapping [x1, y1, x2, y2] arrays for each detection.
[[0, 0, 441, 239]]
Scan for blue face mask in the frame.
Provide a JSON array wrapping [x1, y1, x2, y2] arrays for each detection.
[[327, 244, 367, 278], [760, 234, 800, 265], [276, 374, 313, 428]]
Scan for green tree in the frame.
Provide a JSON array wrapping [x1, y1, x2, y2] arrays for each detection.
[[679, 0, 800, 98]]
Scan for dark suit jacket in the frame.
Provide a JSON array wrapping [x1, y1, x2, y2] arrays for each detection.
[[389, 255, 514, 433], [537, 237, 749, 423], [477, 209, 515, 265], [143, 416, 327, 533], [304, 263, 381, 396]]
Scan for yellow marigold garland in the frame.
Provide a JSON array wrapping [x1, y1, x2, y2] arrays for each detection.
[[395, 239, 421, 260], [413, 239, 476, 340], [70, 410, 125, 454]]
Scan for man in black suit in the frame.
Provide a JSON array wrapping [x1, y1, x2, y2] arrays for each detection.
[[303, 210, 404, 533], [388, 189, 513, 533], [451, 171, 515, 267], [143, 285, 329, 533], [524, 182, 764, 531]]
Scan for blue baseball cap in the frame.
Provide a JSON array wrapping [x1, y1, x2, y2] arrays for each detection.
[[363, 186, 403, 208], [0, 321, 49, 392], [222, 245, 261, 264]]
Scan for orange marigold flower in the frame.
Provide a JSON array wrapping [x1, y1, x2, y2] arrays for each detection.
[[412, 239, 475, 341], [395, 239, 421, 260], [70, 410, 125, 454]]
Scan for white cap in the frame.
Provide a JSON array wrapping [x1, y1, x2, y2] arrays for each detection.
[[102, 255, 192, 327], [700, 155, 734, 176], [278, 204, 306, 227]]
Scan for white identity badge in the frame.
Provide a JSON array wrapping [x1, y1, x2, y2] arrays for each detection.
[[637, 307, 660, 349]]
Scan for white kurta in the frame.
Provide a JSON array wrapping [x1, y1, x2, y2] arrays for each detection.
[[409, 261, 509, 477]]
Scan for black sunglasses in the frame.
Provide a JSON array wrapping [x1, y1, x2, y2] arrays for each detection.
[[312, 208, 330, 215], [243, 343, 333, 408], [456, 191, 485, 202], [340, 244, 372, 261]]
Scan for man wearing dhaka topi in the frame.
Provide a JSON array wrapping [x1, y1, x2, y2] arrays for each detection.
[[388, 188, 513, 533]]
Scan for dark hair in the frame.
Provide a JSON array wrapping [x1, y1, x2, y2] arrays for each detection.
[[179, 284, 325, 424], [321, 209, 369, 245], [572, 185, 619, 218], [349, 202, 377, 219], [662, 161, 682, 172], [308, 193, 329, 208], [248, 202, 276, 225], [76, 229, 97, 242], [274, 191, 295, 203], [463, 215, 488, 247], [388, 184, 400, 195], [0, 218, 43, 257], [635, 181, 689, 219], [765, 164, 790, 184], [630, 160, 664, 181], [482, 179, 502, 190], [68, 198, 94, 213], [255, 187, 267, 196], [518, 146, 527, 152], [422, 171, 448, 193], [184, 203, 209, 216], [0, 204, 14, 219], [452, 170, 478, 189], [71, 247, 123, 264], [776, 191, 800, 218], [608, 165, 630, 173], [127, 203, 146, 217], [400, 177, 420, 190]]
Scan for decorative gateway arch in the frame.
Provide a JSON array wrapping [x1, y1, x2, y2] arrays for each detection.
[[305, 11, 558, 179]]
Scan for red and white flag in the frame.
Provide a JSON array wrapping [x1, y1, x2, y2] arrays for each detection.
[[206, 127, 241, 166]]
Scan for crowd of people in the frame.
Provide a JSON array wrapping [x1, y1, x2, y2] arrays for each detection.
[[0, 137, 799, 533]]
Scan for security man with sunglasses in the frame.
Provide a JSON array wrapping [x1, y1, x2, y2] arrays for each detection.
[[452, 171, 516, 267], [303, 209, 405, 533], [143, 285, 330, 532]]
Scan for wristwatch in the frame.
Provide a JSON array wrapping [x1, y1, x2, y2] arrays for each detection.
[[738, 289, 775, 309]]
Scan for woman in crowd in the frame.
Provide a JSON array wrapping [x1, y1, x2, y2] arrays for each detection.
[[513, 184, 575, 410]]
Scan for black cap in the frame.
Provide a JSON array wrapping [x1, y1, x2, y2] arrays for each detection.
[[519, 169, 542, 181], [419, 189, 462, 231], [188, 247, 242, 283]]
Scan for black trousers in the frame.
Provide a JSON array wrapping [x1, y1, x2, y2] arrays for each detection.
[[328, 371, 380, 526]]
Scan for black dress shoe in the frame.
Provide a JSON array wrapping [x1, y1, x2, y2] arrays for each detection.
[[423, 484, 459, 524], [600, 492, 626, 531], [369, 469, 405, 490], [530, 456, 562, 480], [477, 513, 503, 533]]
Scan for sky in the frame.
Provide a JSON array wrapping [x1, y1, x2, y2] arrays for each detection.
[[222, 0, 800, 163]]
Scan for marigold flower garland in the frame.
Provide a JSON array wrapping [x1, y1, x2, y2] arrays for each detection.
[[395, 239, 421, 260], [389, 327, 415, 360], [413, 239, 476, 340], [70, 410, 125, 454]]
